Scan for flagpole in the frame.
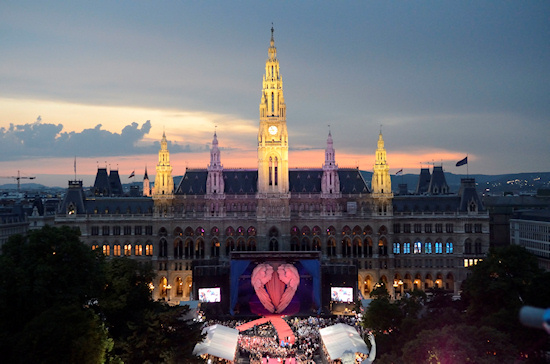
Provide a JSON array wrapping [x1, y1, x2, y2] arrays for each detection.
[[467, 154, 469, 178]]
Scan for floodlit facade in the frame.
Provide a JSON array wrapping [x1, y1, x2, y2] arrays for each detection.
[[56, 28, 489, 305]]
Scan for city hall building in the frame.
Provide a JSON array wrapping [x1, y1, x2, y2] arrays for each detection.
[[56, 29, 488, 313]]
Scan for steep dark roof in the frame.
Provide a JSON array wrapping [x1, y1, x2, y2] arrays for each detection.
[[176, 168, 370, 195], [394, 178, 486, 213], [176, 169, 208, 195], [458, 178, 485, 212], [108, 170, 123, 196], [416, 168, 431, 194], [58, 180, 87, 214], [428, 166, 449, 194], [289, 170, 322, 193], [225, 170, 257, 194], [338, 169, 370, 194], [93, 168, 110, 196]]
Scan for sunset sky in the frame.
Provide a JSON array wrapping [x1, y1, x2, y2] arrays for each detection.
[[1, 1, 549, 187]]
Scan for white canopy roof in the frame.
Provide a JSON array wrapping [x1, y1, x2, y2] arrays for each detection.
[[192, 324, 239, 361], [319, 323, 370, 360]]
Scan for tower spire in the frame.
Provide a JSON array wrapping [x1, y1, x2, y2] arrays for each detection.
[[371, 131, 393, 215], [258, 26, 289, 196]]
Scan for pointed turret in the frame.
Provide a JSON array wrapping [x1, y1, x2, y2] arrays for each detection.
[[207, 131, 225, 196], [371, 131, 393, 216], [153, 132, 174, 213], [321, 130, 340, 196], [372, 132, 392, 195], [143, 166, 151, 197]]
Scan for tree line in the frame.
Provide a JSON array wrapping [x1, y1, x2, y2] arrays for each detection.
[[362, 244, 550, 363], [0, 225, 204, 364]]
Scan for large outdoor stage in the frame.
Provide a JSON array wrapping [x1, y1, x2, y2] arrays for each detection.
[[230, 251, 322, 316], [192, 251, 357, 316]]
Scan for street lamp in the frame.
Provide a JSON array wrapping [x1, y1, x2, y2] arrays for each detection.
[[166, 284, 172, 301]]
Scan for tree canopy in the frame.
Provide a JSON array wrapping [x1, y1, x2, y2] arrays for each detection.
[[0, 225, 203, 363], [363, 245, 550, 364]]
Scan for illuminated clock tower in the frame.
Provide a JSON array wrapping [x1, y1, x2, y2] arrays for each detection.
[[258, 27, 289, 195], [257, 27, 290, 221]]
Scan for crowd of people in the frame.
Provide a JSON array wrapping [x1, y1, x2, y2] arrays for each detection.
[[202, 315, 366, 363]]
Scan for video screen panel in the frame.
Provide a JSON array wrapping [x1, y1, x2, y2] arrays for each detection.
[[331, 287, 354, 302], [198, 287, 221, 302], [232, 260, 320, 315]]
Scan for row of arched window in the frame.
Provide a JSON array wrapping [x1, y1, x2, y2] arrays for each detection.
[[92, 243, 153, 256], [392, 241, 454, 255], [159, 224, 388, 238]]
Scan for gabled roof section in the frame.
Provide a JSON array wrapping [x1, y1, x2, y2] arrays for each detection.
[[338, 168, 370, 194], [428, 166, 449, 195], [289, 169, 322, 193], [176, 169, 208, 195], [58, 180, 87, 214], [93, 168, 110, 196], [459, 178, 486, 212], [223, 170, 257, 194], [416, 168, 431, 194], [108, 170, 123, 196]]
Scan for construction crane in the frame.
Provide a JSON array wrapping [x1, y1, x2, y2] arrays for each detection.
[[0, 170, 36, 194]]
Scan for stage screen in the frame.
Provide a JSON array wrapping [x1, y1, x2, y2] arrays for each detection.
[[198, 287, 221, 302], [331, 287, 354, 302], [230, 258, 321, 315]]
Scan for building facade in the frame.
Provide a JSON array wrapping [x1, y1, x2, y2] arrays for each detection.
[[55, 29, 489, 306], [510, 209, 550, 271]]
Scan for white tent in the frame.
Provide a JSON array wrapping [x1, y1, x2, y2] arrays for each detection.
[[319, 323, 370, 361], [192, 324, 239, 362]]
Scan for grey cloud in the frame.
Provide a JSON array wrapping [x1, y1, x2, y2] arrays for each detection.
[[0, 120, 194, 161]]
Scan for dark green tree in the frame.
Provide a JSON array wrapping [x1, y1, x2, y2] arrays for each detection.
[[0, 225, 108, 363], [461, 245, 550, 362], [99, 257, 204, 363], [401, 324, 515, 364]]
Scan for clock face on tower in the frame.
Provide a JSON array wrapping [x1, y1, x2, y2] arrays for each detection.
[[268, 125, 278, 135]]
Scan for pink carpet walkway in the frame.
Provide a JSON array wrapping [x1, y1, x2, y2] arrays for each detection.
[[236, 315, 296, 345]]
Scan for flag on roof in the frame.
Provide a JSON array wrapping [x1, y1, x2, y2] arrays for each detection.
[[456, 157, 468, 167], [395, 169, 403, 176], [128, 170, 135, 178]]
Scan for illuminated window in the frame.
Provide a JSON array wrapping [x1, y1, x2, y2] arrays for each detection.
[[446, 242, 454, 254], [113, 245, 121, 256], [425, 242, 432, 254], [393, 242, 400, 254], [135, 245, 143, 256], [403, 242, 411, 254], [435, 242, 443, 254], [91, 244, 99, 251], [414, 241, 422, 254], [102, 245, 110, 256], [124, 244, 132, 256], [146, 244, 153, 256]]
